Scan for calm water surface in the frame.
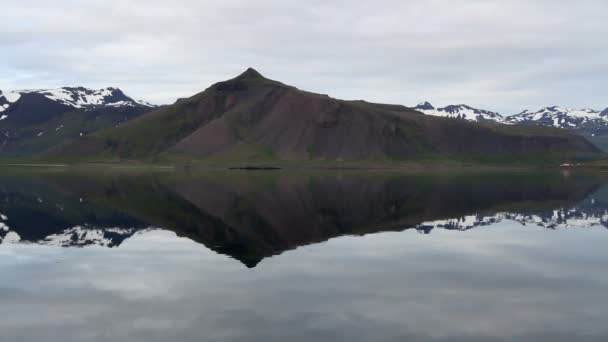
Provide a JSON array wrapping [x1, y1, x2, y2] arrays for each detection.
[[0, 170, 607, 341]]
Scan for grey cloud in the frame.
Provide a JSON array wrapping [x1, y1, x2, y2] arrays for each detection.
[[0, 0, 606, 114]]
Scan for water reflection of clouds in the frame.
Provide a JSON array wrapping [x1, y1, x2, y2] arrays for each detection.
[[0, 225, 607, 341]]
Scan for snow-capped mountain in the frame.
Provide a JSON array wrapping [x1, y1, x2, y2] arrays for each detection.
[[413, 102, 608, 130], [414, 102, 505, 123], [505, 106, 608, 129], [0, 87, 154, 114], [413, 102, 608, 151], [0, 86, 157, 157], [0, 224, 145, 248]]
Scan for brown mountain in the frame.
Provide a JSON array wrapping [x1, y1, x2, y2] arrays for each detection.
[[51, 68, 603, 163]]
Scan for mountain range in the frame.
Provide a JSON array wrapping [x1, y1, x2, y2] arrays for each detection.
[[415, 102, 608, 151], [43, 68, 601, 164], [0, 87, 156, 157], [0, 69, 604, 164]]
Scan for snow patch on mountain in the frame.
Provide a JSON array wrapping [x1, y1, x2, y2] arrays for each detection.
[[505, 106, 608, 129], [1, 91, 22, 104], [414, 102, 505, 123], [413, 102, 608, 130], [134, 99, 156, 107], [21, 87, 152, 108], [0, 90, 21, 113], [42, 226, 139, 247], [0, 87, 155, 112]]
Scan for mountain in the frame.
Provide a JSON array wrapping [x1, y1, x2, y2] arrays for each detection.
[[0, 87, 153, 113], [505, 106, 608, 152], [0, 87, 156, 157], [414, 102, 505, 123], [50, 68, 602, 164], [505, 106, 607, 129]]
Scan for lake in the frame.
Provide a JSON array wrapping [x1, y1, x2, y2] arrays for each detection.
[[0, 169, 607, 341]]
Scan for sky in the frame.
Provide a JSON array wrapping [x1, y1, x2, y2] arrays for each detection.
[[1, 0, 606, 114]]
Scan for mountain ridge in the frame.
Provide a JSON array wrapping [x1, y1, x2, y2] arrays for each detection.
[[506, 106, 608, 128], [504, 106, 608, 152], [414, 102, 505, 123], [412, 102, 608, 128], [413, 102, 608, 152], [0, 86, 155, 112]]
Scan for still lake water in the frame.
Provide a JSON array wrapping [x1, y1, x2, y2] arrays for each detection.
[[0, 170, 607, 341]]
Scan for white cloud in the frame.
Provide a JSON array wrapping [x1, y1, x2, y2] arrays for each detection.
[[0, 0, 606, 114]]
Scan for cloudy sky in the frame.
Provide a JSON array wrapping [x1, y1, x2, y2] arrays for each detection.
[[1, 0, 606, 114]]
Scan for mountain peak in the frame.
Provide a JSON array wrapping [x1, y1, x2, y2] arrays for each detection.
[[213, 67, 287, 92], [237, 67, 265, 80], [415, 101, 435, 110]]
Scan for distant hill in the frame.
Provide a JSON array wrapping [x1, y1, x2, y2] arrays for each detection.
[[0, 87, 156, 157], [48, 68, 602, 164]]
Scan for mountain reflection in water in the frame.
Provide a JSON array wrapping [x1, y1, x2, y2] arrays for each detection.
[[0, 170, 605, 267]]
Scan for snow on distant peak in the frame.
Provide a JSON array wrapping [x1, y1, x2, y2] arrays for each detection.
[[0, 90, 21, 113], [2, 87, 155, 110], [414, 102, 505, 123], [415, 101, 435, 110], [506, 106, 606, 128], [134, 99, 156, 107], [0, 91, 22, 103]]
